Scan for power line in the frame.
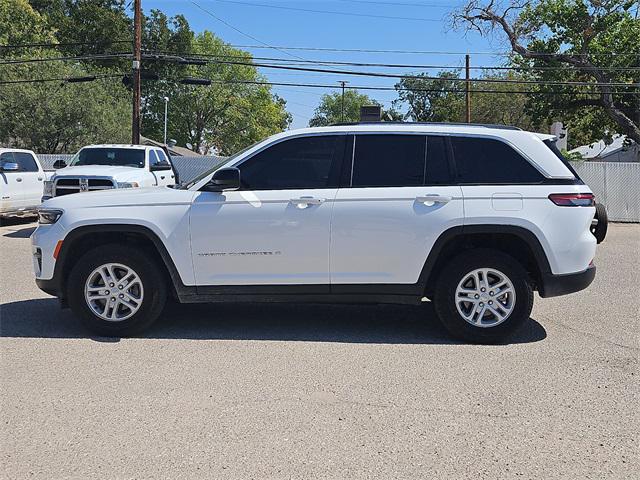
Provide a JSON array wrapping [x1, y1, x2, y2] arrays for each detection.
[[6, 50, 640, 73], [208, 0, 442, 22], [228, 44, 640, 57], [2, 73, 636, 96], [0, 53, 132, 65], [0, 40, 132, 49], [336, 0, 453, 8], [189, 0, 305, 61], [173, 56, 640, 88], [145, 50, 640, 72], [0, 74, 124, 85]]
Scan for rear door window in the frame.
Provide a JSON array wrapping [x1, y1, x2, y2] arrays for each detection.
[[351, 134, 425, 187], [451, 136, 544, 184]]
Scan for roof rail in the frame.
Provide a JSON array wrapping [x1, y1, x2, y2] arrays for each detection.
[[330, 121, 522, 131]]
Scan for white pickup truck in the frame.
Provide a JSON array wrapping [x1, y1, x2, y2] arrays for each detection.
[[43, 144, 177, 200], [0, 148, 47, 222]]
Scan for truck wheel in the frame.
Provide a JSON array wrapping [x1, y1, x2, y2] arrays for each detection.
[[67, 244, 167, 337], [433, 249, 533, 344], [590, 202, 608, 244]]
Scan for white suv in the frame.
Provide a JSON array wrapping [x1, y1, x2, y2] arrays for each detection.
[[31, 124, 597, 343]]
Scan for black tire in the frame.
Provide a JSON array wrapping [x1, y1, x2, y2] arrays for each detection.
[[433, 249, 534, 344], [591, 202, 608, 244], [67, 244, 167, 336]]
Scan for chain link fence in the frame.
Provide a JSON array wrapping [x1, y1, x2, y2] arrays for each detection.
[[37, 154, 639, 222]]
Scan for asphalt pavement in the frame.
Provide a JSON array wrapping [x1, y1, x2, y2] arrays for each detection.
[[1, 220, 638, 479]]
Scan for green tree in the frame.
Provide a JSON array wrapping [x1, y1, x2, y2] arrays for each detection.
[[308, 90, 384, 126], [142, 31, 291, 155], [0, 59, 130, 152], [393, 71, 465, 122], [0, 0, 54, 50], [0, 0, 131, 151], [456, 0, 640, 145]]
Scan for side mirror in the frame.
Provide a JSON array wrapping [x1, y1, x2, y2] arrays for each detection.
[[53, 159, 67, 169], [205, 167, 240, 191], [150, 160, 172, 171], [0, 162, 19, 172]]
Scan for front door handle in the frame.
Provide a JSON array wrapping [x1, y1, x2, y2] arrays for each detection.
[[416, 194, 452, 206], [290, 196, 325, 209], [16, 177, 22, 182]]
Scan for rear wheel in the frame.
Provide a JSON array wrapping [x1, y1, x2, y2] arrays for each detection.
[[591, 202, 608, 244], [433, 249, 533, 343], [67, 244, 167, 336]]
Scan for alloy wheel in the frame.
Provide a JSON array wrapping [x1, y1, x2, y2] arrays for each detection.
[[84, 263, 144, 322], [454, 268, 516, 328]]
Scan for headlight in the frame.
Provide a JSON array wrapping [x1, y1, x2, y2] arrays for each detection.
[[38, 208, 63, 225], [117, 182, 140, 188], [43, 180, 54, 197]]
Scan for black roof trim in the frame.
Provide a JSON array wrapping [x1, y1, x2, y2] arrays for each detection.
[[330, 121, 522, 131]]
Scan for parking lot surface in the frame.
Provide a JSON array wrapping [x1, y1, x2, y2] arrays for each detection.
[[1, 221, 638, 479]]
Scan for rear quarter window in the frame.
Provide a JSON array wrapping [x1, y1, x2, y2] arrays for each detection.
[[451, 136, 545, 184]]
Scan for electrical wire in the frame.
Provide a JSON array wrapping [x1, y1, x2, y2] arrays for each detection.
[[208, 0, 442, 22], [188, 0, 306, 61]]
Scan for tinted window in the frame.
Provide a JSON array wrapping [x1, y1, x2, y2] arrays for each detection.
[[451, 137, 544, 184], [239, 135, 342, 190], [156, 149, 169, 162], [0, 152, 16, 169], [425, 136, 451, 185], [13, 152, 39, 172], [70, 148, 145, 168], [148, 150, 160, 166], [352, 134, 425, 187]]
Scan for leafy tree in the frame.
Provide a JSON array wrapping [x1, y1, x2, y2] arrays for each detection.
[[29, 0, 131, 57], [0, 0, 54, 50], [393, 71, 465, 122], [142, 31, 291, 155], [0, 1, 130, 152], [0, 58, 130, 152], [456, 0, 640, 145], [309, 90, 384, 126]]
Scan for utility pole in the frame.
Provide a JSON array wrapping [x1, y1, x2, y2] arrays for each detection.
[[132, 0, 142, 144], [465, 54, 471, 123], [163, 96, 169, 145], [339, 80, 348, 122]]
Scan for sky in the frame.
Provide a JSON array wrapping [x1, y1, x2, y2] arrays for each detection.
[[143, 0, 512, 128]]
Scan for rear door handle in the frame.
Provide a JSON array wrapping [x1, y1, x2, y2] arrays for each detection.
[[16, 178, 22, 182], [416, 194, 452, 206], [290, 197, 325, 208]]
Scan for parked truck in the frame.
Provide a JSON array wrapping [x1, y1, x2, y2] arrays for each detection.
[[0, 148, 47, 223], [42, 144, 177, 200]]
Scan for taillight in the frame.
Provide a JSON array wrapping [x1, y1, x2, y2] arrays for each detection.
[[548, 193, 595, 207]]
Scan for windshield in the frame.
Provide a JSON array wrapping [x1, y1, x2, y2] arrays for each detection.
[[69, 148, 145, 168], [180, 139, 264, 189]]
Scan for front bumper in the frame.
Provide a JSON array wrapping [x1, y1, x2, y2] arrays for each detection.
[[538, 265, 596, 298]]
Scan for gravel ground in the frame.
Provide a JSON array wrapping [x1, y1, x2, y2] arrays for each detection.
[[1, 220, 638, 480]]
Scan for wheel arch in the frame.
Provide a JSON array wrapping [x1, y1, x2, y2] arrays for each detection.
[[54, 224, 189, 301], [420, 225, 552, 297]]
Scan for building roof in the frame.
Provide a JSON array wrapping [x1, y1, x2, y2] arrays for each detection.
[[140, 136, 202, 157], [569, 135, 638, 160]]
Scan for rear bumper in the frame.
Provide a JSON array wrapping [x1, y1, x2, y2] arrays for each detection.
[[539, 265, 596, 298], [35, 278, 61, 297]]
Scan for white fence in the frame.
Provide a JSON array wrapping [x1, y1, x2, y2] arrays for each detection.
[[571, 162, 640, 222], [37, 155, 639, 222]]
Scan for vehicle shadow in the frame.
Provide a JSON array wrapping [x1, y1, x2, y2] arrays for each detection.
[[0, 298, 547, 345]]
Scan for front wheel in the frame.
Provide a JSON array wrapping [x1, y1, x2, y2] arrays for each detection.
[[433, 249, 533, 343], [67, 245, 167, 336]]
